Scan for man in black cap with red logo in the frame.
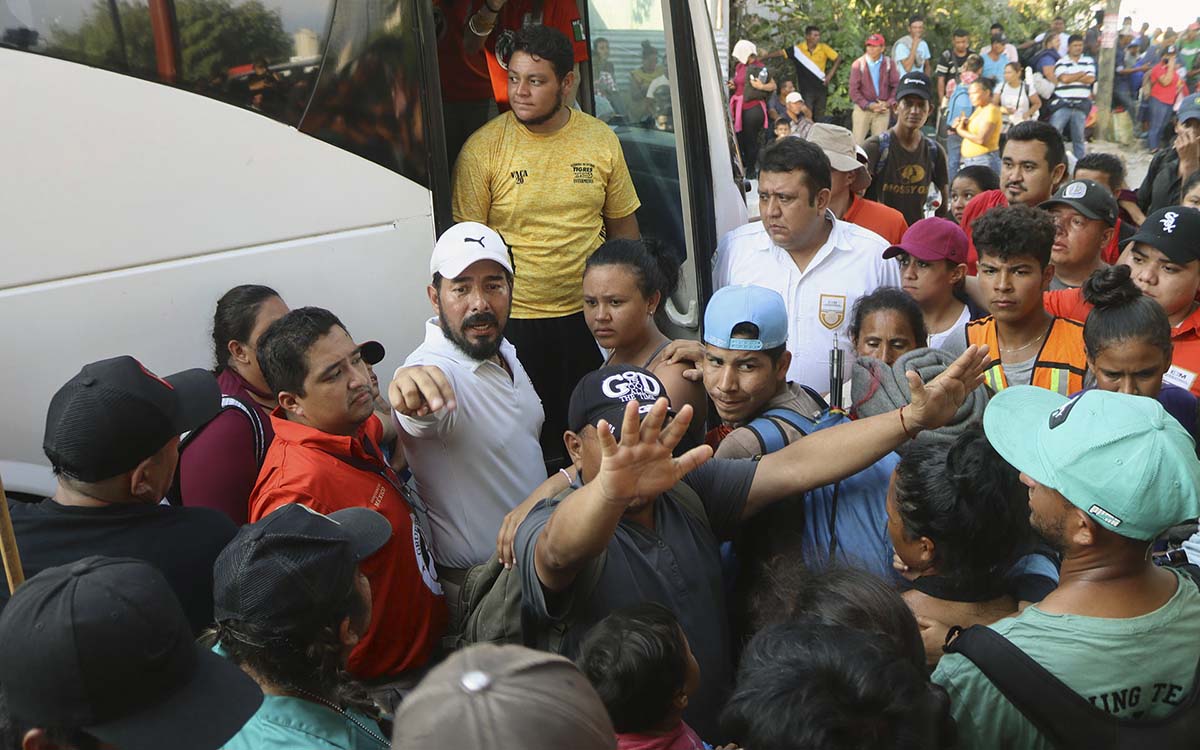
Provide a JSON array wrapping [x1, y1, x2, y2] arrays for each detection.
[[1, 356, 237, 634], [515, 350, 989, 740], [0, 555, 263, 750]]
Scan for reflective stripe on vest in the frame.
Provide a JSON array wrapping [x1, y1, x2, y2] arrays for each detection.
[[967, 316, 1087, 394]]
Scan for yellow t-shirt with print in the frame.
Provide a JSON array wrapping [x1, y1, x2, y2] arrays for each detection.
[[451, 110, 641, 319]]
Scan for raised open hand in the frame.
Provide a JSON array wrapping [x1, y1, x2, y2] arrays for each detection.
[[594, 398, 713, 508], [905, 344, 990, 432]]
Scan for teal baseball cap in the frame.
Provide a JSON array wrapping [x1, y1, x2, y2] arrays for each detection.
[[703, 285, 788, 351], [983, 387, 1200, 541]]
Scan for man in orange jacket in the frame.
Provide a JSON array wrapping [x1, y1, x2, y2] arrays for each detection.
[[249, 307, 446, 694]]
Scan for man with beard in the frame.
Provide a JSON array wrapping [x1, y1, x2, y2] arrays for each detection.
[[390, 222, 546, 586], [934, 387, 1200, 748], [453, 24, 641, 470], [248, 307, 447, 696]]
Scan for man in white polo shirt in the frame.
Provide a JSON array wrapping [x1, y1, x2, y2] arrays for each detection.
[[714, 136, 901, 391], [389, 222, 546, 583]]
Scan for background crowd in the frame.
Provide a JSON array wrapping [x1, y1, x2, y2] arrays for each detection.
[[3, 10, 1200, 750]]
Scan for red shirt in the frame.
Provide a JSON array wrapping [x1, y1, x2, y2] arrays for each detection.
[[435, 0, 493, 101], [844, 193, 909, 245], [1149, 62, 1181, 105], [960, 189, 1010, 275], [484, 0, 589, 106], [249, 412, 447, 679], [1166, 305, 1200, 396]]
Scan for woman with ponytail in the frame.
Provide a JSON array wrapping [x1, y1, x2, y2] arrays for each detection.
[[887, 428, 1058, 666], [582, 239, 707, 447], [1082, 265, 1199, 441]]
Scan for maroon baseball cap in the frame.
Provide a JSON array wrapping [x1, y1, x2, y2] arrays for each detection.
[[866, 33, 886, 47], [883, 217, 968, 264]]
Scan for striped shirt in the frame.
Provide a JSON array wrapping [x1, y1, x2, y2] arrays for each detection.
[[1053, 55, 1096, 99]]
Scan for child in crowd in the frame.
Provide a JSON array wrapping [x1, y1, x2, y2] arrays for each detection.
[[1183, 170, 1200, 210], [773, 118, 792, 142], [948, 165, 998, 225], [577, 603, 706, 750], [882, 218, 983, 351]]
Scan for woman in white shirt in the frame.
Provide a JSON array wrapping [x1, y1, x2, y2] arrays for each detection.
[[993, 62, 1041, 132]]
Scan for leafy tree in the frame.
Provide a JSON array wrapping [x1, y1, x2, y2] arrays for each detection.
[[48, 0, 292, 83], [734, 0, 1092, 120]]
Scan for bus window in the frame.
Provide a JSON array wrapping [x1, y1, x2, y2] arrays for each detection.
[[2, 1, 434, 187], [587, 1, 686, 265]]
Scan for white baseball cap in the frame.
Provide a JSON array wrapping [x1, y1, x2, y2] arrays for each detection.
[[785, 91, 804, 104], [430, 222, 514, 279]]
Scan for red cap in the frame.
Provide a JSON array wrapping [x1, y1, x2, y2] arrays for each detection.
[[866, 33, 886, 47], [883, 217, 968, 264]]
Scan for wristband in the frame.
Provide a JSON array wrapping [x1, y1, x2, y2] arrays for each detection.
[[899, 405, 920, 441]]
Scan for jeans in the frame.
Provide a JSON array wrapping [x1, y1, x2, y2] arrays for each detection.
[[1147, 97, 1175, 151], [1050, 104, 1087, 160], [962, 151, 1001, 175], [946, 133, 963, 179]]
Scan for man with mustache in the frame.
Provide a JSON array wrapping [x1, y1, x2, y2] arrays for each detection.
[[389, 223, 546, 591], [248, 307, 447, 695], [960, 120, 1069, 273]]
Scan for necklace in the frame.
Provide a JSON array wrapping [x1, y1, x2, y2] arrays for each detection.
[[1000, 326, 1048, 355], [292, 689, 390, 746]]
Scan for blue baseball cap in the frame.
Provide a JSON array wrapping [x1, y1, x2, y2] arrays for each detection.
[[703, 285, 788, 351], [984, 387, 1200, 541], [1178, 93, 1200, 124]]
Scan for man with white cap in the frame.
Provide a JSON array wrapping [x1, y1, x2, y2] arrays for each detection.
[[389, 222, 547, 583], [806, 123, 908, 244], [780, 89, 814, 139], [933, 387, 1200, 748]]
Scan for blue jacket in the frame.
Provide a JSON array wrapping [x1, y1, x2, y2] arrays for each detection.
[[224, 695, 388, 750]]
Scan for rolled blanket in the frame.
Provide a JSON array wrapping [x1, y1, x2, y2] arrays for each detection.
[[850, 347, 989, 450]]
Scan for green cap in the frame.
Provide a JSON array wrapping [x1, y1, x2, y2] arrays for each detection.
[[983, 387, 1200, 541]]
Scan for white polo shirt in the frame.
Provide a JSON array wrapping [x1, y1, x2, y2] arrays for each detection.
[[396, 319, 546, 569], [713, 212, 900, 390]]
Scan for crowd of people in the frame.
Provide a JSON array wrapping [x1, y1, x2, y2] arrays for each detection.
[[4, 14, 1200, 750]]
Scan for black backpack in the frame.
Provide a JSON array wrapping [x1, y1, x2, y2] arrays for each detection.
[[943, 566, 1200, 749]]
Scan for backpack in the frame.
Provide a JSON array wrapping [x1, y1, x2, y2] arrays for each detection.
[[444, 480, 711, 653], [166, 394, 267, 505], [741, 386, 891, 564], [869, 129, 940, 204], [942, 565, 1200, 749]]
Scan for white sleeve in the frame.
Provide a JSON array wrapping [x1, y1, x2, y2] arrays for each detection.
[[713, 231, 734, 289], [1184, 531, 1200, 566]]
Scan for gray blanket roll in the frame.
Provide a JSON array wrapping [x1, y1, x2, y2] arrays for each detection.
[[850, 347, 989, 449]]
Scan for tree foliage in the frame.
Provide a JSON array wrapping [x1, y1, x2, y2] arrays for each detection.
[[49, 0, 292, 83], [735, 0, 1093, 118]]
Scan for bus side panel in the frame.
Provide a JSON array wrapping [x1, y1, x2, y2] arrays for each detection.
[[0, 221, 433, 495]]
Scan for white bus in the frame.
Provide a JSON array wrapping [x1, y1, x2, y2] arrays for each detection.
[[0, 0, 747, 495]]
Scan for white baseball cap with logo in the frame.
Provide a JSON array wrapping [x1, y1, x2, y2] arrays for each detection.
[[430, 222, 514, 280]]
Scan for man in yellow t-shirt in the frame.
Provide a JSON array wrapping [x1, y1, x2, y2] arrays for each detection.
[[452, 24, 640, 467], [768, 25, 841, 122]]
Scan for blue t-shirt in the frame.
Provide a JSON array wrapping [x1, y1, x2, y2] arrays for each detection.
[[896, 39, 931, 75], [947, 84, 975, 129], [982, 52, 1009, 82], [867, 56, 883, 95]]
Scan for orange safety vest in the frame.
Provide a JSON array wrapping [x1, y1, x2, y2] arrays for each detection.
[[966, 316, 1088, 395]]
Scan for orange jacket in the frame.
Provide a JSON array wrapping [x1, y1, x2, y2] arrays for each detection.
[[967, 316, 1088, 395], [249, 411, 446, 679], [844, 193, 908, 245], [1164, 306, 1200, 397]]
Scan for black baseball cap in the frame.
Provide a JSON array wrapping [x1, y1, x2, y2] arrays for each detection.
[[1126, 206, 1200, 265], [43, 356, 220, 482], [214, 503, 392, 629], [1039, 179, 1119, 226], [360, 340, 386, 366], [0, 557, 262, 750], [895, 71, 932, 101], [567, 365, 673, 439]]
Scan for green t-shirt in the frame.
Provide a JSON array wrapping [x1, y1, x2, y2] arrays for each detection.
[[933, 569, 1200, 750], [1179, 38, 1200, 73]]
